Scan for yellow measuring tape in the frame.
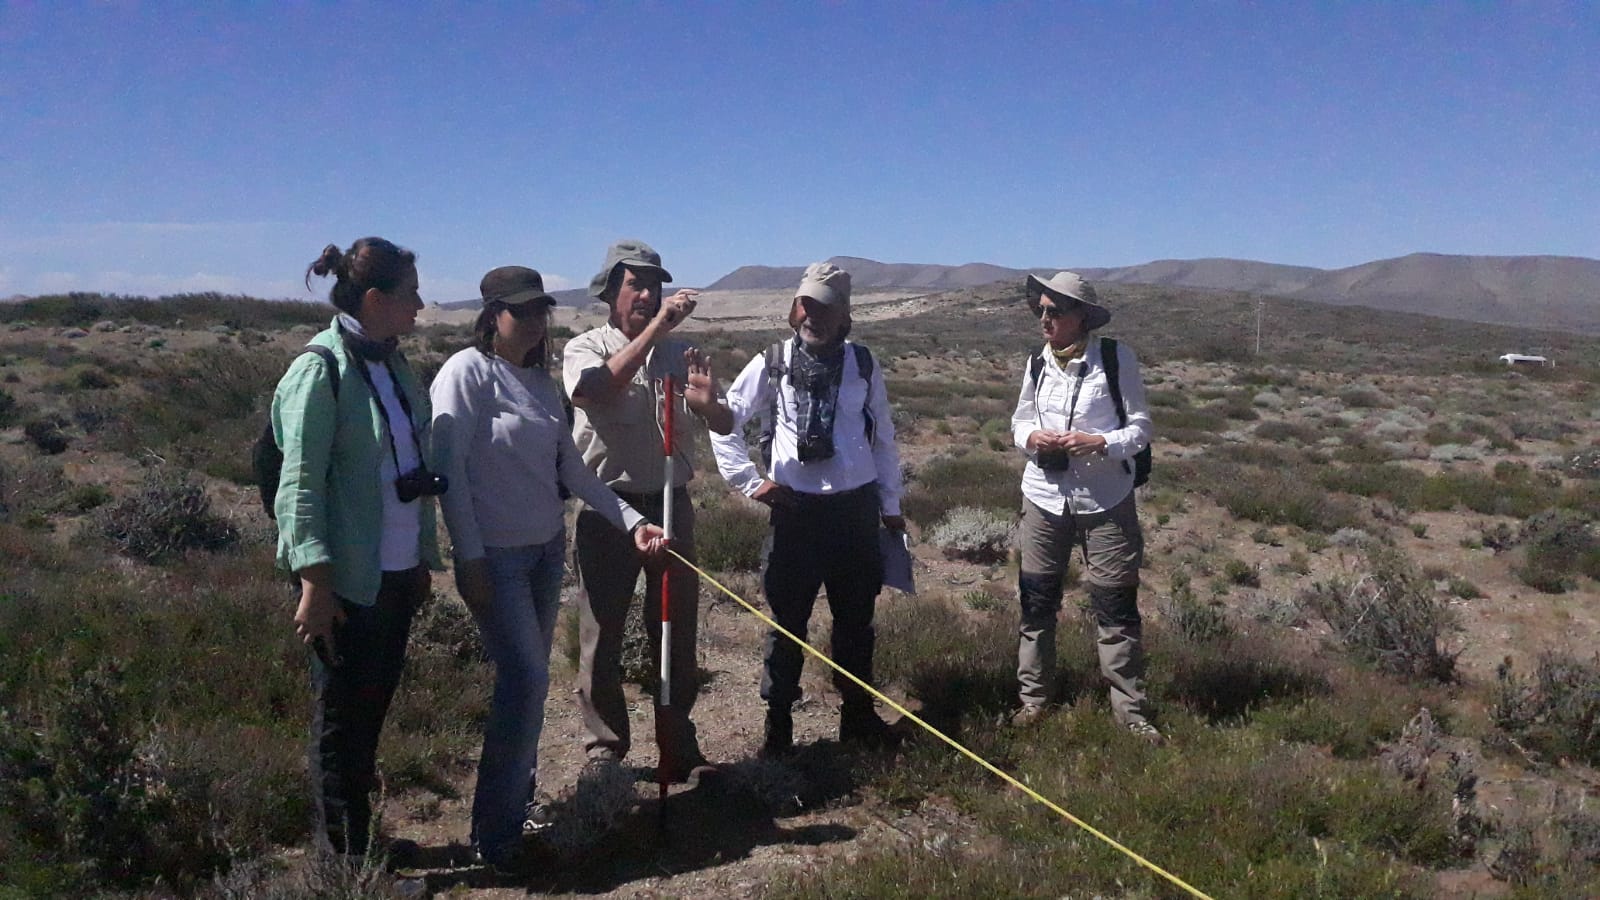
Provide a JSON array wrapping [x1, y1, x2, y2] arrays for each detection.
[[668, 549, 1215, 900]]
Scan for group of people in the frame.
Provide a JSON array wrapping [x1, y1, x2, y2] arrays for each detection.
[[269, 237, 1156, 872]]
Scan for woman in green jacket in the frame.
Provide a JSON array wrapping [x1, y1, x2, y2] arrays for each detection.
[[271, 236, 443, 860]]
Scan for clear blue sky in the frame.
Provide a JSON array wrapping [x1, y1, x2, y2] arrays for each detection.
[[2, 2, 1596, 302]]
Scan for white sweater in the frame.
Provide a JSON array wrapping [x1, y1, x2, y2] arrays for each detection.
[[430, 348, 644, 561]]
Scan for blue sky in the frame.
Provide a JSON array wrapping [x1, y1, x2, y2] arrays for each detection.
[[2, 2, 1596, 302]]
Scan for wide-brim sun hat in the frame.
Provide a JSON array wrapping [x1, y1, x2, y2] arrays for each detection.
[[480, 266, 556, 307], [588, 239, 673, 298], [1026, 271, 1110, 331]]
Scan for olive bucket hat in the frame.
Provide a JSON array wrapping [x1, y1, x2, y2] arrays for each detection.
[[1026, 271, 1110, 331], [588, 239, 673, 298], [479, 266, 556, 307]]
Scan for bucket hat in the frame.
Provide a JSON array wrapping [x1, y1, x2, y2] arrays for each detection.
[[795, 261, 852, 308], [588, 239, 673, 298], [479, 266, 556, 307], [1026, 271, 1110, 330]]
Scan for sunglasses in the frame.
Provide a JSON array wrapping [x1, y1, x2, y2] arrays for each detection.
[[1034, 302, 1078, 320]]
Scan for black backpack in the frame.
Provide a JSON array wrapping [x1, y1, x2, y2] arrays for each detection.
[[757, 341, 876, 471], [253, 345, 341, 519], [1027, 336, 1151, 487]]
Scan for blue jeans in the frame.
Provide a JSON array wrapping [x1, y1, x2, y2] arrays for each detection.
[[469, 534, 565, 861]]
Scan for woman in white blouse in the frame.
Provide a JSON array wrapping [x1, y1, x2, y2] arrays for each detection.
[[430, 266, 663, 872], [1008, 271, 1159, 744]]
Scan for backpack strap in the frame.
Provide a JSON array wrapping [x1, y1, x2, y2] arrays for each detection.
[[757, 340, 786, 472], [1028, 348, 1045, 387], [304, 343, 341, 400], [1100, 337, 1133, 477], [1100, 337, 1124, 427], [854, 342, 877, 447]]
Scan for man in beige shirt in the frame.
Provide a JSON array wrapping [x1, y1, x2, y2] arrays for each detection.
[[563, 239, 732, 781]]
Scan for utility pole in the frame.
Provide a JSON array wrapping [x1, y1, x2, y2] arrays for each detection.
[[1255, 299, 1264, 355]]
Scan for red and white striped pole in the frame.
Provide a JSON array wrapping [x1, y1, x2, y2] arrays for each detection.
[[659, 374, 675, 708], [658, 374, 675, 812]]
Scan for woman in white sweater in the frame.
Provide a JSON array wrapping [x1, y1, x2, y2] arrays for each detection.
[[430, 266, 663, 872]]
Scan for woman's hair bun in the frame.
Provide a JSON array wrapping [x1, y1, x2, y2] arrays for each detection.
[[311, 243, 344, 279]]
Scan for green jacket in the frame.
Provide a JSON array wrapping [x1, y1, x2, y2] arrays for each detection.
[[272, 319, 442, 605]]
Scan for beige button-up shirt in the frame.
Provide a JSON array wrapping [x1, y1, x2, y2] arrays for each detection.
[[561, 324, 700, 493]]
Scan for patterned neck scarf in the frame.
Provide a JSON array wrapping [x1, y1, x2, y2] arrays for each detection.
[[789, 336, 846, 463], [337, 313, 399, 362]]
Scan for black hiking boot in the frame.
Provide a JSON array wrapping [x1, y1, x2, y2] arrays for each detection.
[[839, 703, 899, 750], [761, 706, 794, 758]]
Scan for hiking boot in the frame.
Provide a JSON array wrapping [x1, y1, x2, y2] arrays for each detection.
[[761, 706, 794, 758], [839, 704, 899, 749], [1010, 703, 1048, 728], [522, 798, 553, 834], [658, 752, 722, 787], [1126, 720, 1164, 746]]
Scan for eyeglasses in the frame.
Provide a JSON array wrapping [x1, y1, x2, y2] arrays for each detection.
[[1034, 303, 1076, 320]]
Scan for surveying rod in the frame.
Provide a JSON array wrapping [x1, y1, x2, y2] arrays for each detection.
[[659, 374, 675, 707]]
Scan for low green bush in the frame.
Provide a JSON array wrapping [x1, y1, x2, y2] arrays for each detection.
[[695, 500, 768, 572], [1300, 545, 1459, 681], [902, 453, 1020, 527], [94, 469, 238, 563], [1492, 654, 1600, 766]]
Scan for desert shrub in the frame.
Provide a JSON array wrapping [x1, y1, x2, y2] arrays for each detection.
[[108, 344, 284, 482], [0, 388, 19, 427], [1212, 467, 1364, 533], [1253, 420, 1320, 445], [1251, 390, 1285, 410], [95, 469, 239, 563], [1300, 545, 1458, 681], [1513, 509, 1600, 593], [0, 662, 230, 892], [694, 500, 768, 572], [0, 292, 328, 330], [875, 596, 1016, 729], [1207, 392, 1259, 421], [1223, 557, 1260, 587], [62, 483, 112, 513], [1492, 654, 1600, 766], [73, 366, 117, 390], [901, 453, 1019, 527], [1561, 448, 1600, 480], [1163, 571, 1233, 642], [927, 506, 1013, 564], [1339, 385, 1389, 408], [23, 416, 70, 455], [1159, 405, 1227, 432], [1319, 463, 1429, 508]]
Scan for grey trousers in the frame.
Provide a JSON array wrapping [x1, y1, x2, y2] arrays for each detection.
[[572, 490, 703, 764], [1015, 493, 1151, 725]]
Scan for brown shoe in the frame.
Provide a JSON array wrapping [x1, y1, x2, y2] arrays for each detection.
[[1010, 704, 1048, 727], [1126, 720, 1164, 746]]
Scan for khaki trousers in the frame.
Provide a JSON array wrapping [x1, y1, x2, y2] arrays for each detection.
[[1015, 492, 1151, 725], [572, 490, 703, 763]]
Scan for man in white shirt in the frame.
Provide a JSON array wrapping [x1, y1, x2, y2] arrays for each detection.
[[711, 262, 906, 756]]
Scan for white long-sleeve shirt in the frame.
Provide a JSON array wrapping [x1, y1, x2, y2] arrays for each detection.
[[711, 339, 904, 516], [430, 348, 644, 562], [1010, 338, 1152, 516]]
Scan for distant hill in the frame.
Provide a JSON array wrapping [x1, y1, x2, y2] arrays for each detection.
[[707, 253, 1600, 332]]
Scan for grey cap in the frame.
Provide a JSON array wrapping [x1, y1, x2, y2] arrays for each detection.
[[480, 266, 555, 307], [588, 239, 673, 298], [795, 261, 852, 307], [1027, 271, 1110, 330]]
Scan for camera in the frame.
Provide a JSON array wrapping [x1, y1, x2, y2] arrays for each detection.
[[796, 436, 836, 464], [395, 468, 449, 503], [1036, 448, 1073, 472]]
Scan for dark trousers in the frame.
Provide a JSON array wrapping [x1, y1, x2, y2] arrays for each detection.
[[761, 484, 885, 710], [308, 565, 426, 856]]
